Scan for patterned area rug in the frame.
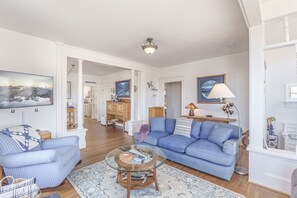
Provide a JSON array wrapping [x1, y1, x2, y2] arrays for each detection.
[[67, 160, 245, 198]]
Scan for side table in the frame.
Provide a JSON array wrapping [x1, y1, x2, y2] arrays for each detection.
[[39, 131, 52, 140]]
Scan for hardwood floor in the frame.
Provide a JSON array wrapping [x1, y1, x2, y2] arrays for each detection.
[[43, 118, 289, 198]]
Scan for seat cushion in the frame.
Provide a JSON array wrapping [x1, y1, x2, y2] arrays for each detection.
[[208, 126, 233, 147], [150, 118, 166, 132], [143, 131, 170, 146], [158, 135, 196, 153], [185, 140, 235, 166], [50, 145, 77, 166], [173, 118, 193, 138], [165, 118, 176, 134]]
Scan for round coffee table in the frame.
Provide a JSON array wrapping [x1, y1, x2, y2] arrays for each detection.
[[105, 145, 166, 198]]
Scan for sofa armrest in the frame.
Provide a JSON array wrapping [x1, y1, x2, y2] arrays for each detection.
[[41, 136, 79, 150], [0, 150, 58, 168], [222, 139, 239, 155]]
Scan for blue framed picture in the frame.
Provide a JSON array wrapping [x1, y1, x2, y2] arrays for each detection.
[[115, 80, 131, 98], [197, 74, 225, 103]]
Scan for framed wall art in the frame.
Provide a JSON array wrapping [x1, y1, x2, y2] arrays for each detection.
[[115, 80, 131, 98], [0, 70, 54, 109], [197, 74, 225, 103]]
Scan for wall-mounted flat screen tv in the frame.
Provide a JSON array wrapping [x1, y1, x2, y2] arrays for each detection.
[[0, 70, 54, 109]]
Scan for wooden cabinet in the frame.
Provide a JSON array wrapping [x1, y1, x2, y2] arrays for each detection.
[[106, 101, 131, 131], [149, 107, 164, 122]]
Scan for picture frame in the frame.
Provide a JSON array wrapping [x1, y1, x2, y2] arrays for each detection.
[[115, 80, 131, 98], [67, 81, 71, 99], [197, 74, 226, 103], [0, 70, 54, 109]]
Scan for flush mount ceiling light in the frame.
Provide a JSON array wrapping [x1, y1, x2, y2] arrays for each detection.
[[141, 37, 158, 54]]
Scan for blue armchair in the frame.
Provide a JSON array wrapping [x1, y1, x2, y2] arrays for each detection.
[[0, 133, 81, 188]]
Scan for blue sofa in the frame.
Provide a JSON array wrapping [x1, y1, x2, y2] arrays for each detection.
[[134, 118, 242, 180], [0, 134, 81, 188]]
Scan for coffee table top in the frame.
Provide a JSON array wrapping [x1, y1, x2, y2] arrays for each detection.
[[105, 144, 166, 172]]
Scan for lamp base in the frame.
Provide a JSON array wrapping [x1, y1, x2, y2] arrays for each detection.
[[235, 166, 248, 175], [188, 110, 194, 116]]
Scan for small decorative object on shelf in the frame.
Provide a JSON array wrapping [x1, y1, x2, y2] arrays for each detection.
[[205, 115, 213, 118], [185, 103, 198, 116], [267, 117, 278, 148], [222, 103, 234, 118]]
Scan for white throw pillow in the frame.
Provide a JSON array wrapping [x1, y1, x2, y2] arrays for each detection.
[[173, 118, 193, 138]]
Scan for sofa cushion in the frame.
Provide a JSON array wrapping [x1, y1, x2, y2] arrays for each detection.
[[200, 122, 216, 139], [150, 117, 166, 132], [208, 126, 233, 147], [215, 123, 242, 139], [191, 121, 202, 139], [0, 125, 41, 151], [158, 135, 196, 153], [0, 133, 23, 156], [165, 118, 176, 134], [143, 131, 170, 146], [185, 140, 235, 166], [173, 118, 193, 138], [53, 145, 77, 166]]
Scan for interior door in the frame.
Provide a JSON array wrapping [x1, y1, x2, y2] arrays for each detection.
[[91, 86, 97, 120], [165, 81, 182, 118], [100, 86, 111, 119]]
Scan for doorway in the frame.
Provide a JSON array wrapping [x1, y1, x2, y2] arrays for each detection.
[[164, 81, 182, 118], [84, 85, 97, 120]]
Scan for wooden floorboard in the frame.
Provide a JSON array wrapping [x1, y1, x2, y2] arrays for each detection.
[[42, 118, 289, 198]]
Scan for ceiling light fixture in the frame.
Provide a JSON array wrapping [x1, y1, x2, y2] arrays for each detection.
[[142, 37, 158, 54]]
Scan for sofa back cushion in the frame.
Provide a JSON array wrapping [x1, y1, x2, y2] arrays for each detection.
[[216, 123, 242, 139], [150, 117, 166, 132], [191, 121, 202, 139], [200, 122, 216, 139], [165, 118, 176, 134], [200, 122, 242, 140], [208, 126, 233, 147], [173, 118, 193, 138]]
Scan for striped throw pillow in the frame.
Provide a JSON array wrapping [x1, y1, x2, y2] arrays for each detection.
[[173, 118, 193, 138]]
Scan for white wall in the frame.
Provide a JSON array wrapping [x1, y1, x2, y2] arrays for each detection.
[[67, 73, 101, 108], [159, 52, 249, 130], [265, 45, 297, 148], [0, 28, 57, 135]]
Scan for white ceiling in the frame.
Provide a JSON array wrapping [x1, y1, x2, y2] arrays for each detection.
[[67, 58, 128, 76], [0, 0, 248, 67]]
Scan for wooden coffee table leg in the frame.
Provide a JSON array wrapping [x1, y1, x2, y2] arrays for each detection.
[[127, 172, 131, 198], [153, 168, 159, 191]]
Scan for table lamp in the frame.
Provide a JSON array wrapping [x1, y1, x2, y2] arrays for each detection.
[[186, 103, 198, 116], [207, 83, 248, 175]]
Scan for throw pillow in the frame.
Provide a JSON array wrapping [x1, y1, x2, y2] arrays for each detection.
[[173, 118, 193, 138], [208, 126, 233, 147], [150, 117, 166, 132], [1, 125, 41, 151]]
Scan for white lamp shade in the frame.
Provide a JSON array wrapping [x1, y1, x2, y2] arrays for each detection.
[[207, 83, 235, 99]]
